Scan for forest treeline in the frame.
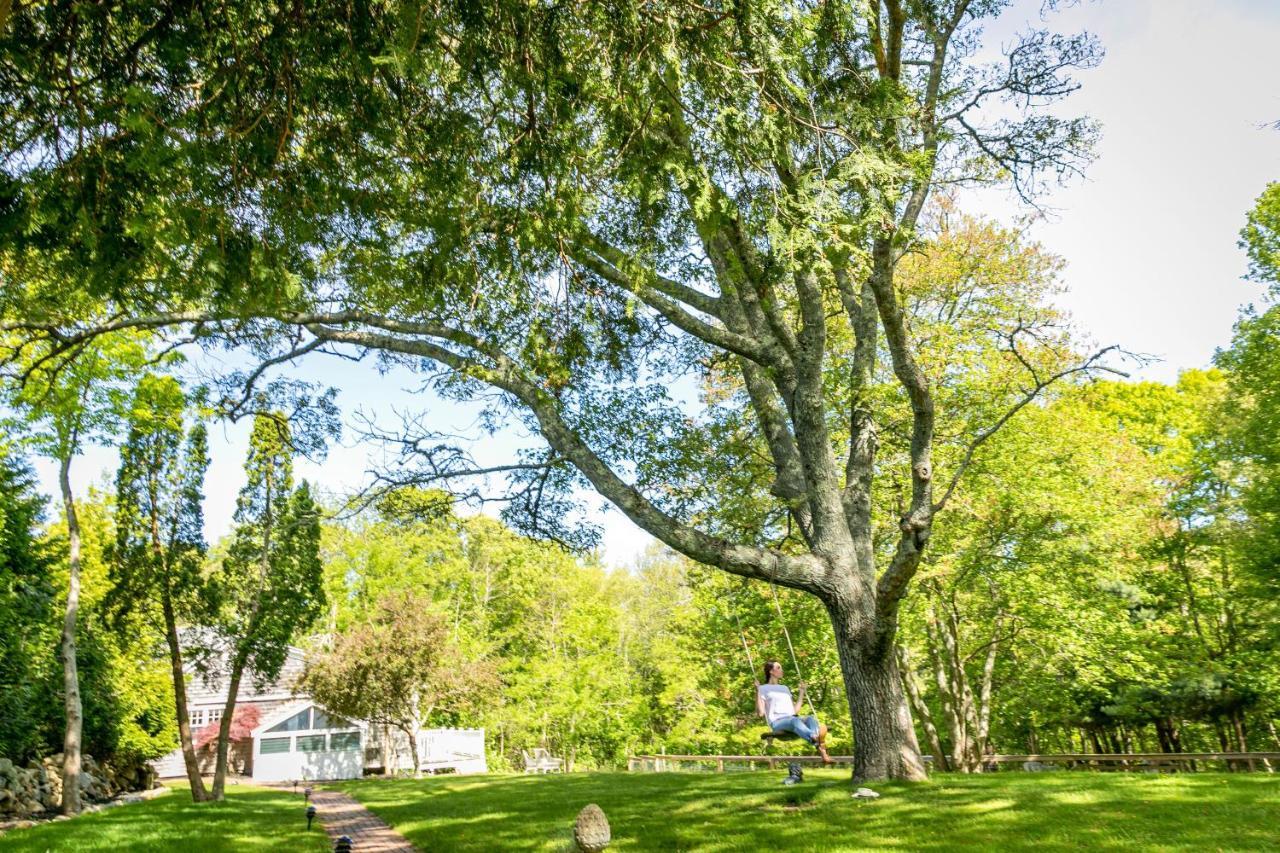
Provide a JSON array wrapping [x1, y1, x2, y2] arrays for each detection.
[[3, 188, 1278, 775]]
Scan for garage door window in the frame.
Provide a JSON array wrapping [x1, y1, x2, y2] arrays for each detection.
[[297, 734, 326, 752], [260, 737, 291, 755], [329, 732, 361, 751]]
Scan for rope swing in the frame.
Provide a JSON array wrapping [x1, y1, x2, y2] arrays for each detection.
[[732, 580, 815, 715]]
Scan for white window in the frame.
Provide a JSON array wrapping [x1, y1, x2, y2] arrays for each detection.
[[296, 734, 326, 753], [209, 708, 223, 722], [266, 708, 312, 733], [259, 737, 291, 755], [329, 732, 361, 751], [190, 710, 206, 727]]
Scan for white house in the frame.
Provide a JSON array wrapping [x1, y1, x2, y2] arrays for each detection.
[[150, 636, 488, 781], [151, 643, 310, 779], [250, 701, 366, 782]]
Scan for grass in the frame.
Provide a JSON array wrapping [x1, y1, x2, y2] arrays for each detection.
[[0, 781, 330, 852], [334, 769, 1280, 852]]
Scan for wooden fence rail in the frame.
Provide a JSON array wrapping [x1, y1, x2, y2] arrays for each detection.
[[626, 752, 1280, 772], [985, 752, 1280, 763]]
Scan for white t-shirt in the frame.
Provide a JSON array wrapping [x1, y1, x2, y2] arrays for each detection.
[[758, 683, 796, 725]]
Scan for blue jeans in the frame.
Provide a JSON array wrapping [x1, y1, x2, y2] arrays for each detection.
[[771, 714, 820, 745]]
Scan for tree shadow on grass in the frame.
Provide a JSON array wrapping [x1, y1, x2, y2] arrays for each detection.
[[336, 770, 1280, 852], [0, 783, 330, 853]]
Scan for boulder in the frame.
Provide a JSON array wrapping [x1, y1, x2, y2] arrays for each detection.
[[573, 803, 611, 853]]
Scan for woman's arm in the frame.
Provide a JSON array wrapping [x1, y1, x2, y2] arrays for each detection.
[[755, 684, 766, 719]]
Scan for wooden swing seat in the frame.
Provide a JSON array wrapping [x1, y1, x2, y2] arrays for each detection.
[[760, 730, 801, 742]]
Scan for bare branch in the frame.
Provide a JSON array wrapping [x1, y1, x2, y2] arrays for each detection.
[[932, 343, 1128, 512]]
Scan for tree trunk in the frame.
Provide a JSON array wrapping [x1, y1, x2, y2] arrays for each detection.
[[1208, 717, 1228, 753], [163, 595, 208, 801], [827, 598, 927, 782], [924, 612, 965, 771], [400, 723, 421, 777], [1230, 712, 1252, 771], [210, 660, 245, 801], [974, 613, 1002, 770], [382, 725, 396, 776], [58, 454, 83, 816], [896, 645, 949, 771], [1087, 729, 1103, 755]]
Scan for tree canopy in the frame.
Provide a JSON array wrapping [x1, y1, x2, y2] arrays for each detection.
[[0, 0, 1119, 782]]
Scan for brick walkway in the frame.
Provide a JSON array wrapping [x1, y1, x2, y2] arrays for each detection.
[[309, 789, 417, 852]]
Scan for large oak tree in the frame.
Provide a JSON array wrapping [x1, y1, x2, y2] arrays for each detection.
[[1, 0, 1114, 780]]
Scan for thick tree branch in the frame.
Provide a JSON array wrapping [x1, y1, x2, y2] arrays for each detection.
[[868, 238, 936, 627], [836, 268, 878, 543], [302, 322, 827, 592], [569, 241, 781, 367], [572, 232, 721, 317]]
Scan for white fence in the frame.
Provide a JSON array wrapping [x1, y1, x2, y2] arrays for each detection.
[[417, 728, 487, 775]]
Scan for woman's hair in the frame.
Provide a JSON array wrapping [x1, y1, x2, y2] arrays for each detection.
[[763, 661, 782, 683]]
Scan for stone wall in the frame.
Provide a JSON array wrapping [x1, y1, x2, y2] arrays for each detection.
[[0, 754, 158, 819]]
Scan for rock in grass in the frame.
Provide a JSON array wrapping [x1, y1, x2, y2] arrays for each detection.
[[573, 803, 611, 852], [852, 787, 880, 799]]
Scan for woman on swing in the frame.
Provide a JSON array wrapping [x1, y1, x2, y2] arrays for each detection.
[[755, 660, 833, 763]]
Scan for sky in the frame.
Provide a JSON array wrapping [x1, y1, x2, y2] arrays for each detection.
[[24, 0, 1280, 568]]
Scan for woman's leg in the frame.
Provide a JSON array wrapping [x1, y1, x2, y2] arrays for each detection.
[[799, 715, 828, 744], [771, 717, 817, 744], [777, 716, 818, 745], [799, 715, 834, 763]]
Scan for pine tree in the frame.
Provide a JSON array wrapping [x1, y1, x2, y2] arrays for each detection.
[[208, 413, 324, 800], [109, 374, 212, 801]]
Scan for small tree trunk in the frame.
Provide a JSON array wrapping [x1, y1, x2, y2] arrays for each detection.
[[1230, 712, 1253, 770], [400, 724, 421, 777], [381, 725, 395, 776], [925, 612, 965, 771], [163, 595, 208, 801], [58, 454, 83, 816], [1087, 730, 1104, 755], [896, 645, 949, 771], [827, 597, 927, 782], [210, 660, 245, 801], [975, 616, 1001, 769], [1212, 719, 1228, 752]]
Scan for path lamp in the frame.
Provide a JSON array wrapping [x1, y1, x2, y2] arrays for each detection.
[[334, 836, 353, 853], [306, 805, 317, 830]]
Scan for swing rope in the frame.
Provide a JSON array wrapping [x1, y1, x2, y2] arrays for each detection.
[[767, 583, 814, 713], [731, 581, 815, 715], [730, 605, 756, 677]]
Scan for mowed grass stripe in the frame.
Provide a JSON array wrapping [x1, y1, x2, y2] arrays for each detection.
[[334, 770, 1280, 852], [0, 782, 330, 852]]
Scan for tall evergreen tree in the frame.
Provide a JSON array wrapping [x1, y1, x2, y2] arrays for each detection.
[[208, 412, 324, 800], [0, 448, 57, 761], [109, 374, 212, 802]]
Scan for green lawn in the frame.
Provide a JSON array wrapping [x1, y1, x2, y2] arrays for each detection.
[[335, 770, 1280, 852], [0, 782, 330, 852]]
